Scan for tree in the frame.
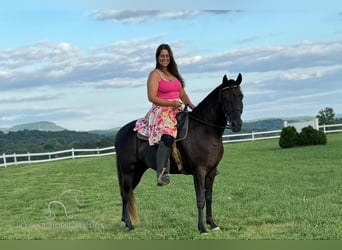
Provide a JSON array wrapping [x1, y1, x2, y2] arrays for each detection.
[[316, 107, 335, 125]]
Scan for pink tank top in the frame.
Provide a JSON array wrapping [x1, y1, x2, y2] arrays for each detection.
[[157, 74, 182, 100]]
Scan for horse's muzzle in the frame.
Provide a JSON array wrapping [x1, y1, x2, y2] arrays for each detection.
[[230, 118, 242, 132]]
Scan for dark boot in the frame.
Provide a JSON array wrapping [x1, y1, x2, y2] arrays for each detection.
[[156, 141, 171, 186]]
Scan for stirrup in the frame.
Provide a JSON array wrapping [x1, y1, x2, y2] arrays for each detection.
[[157, 168, 170, 186], [157, 174, 170, 186]]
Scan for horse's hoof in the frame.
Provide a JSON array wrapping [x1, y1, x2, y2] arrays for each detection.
[[126, 227, 134, 231], [212, 226, 221, 231], [200, 230, 208, 235]]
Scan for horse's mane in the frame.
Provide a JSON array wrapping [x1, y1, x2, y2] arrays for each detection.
[[189, 83, 227, 129], [191, 85, 221, 115], [191, 75, 241, 116]]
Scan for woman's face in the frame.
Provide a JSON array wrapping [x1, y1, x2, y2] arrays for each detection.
[[158, 49, 170, 68]]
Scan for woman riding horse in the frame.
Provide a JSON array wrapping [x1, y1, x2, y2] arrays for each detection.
[[134, 44, 195, 186], [115, 71, 243, 234]]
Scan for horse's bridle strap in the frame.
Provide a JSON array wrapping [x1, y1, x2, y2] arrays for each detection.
[[222, 85, 239, 91], [186, 84, 241, 129], [188, 113, 226, 129]]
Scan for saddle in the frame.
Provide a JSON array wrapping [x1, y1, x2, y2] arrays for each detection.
[[175, 110, 189, 141], [136, 110, 190, 172], [172, 110, 189, 172]]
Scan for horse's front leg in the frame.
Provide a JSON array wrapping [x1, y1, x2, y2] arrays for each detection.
[[193, 173, 207, 234], [205, 169, 220, 230]]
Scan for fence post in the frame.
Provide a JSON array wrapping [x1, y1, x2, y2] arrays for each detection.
[[27, 152, 31, 164], [314, 118, 319, 130], [323, 124, 326, 134], [97, 147, 100, 155], [14, 153, 17, 166], [72, 148, 75, 159], [3, 153, 7, 168], [252, 131, 255, 141]]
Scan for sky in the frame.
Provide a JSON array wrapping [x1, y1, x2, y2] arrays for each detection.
[[1, 0, 342, 131]]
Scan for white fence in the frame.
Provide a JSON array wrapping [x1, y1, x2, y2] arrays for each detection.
[[222, 123, 342, 143], [0, 147, 115, 168], [1, 123, 342, 168]]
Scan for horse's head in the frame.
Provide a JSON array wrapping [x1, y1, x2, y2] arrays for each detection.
[[220, 73, 243, 132]]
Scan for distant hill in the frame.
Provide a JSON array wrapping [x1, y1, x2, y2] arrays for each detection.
[[241, 118, 284, 132], [0, 129, 113, 154], [1, 117, 319, 135], [225, 116, 316, 134], [87, 128, 118, 137], [0, 121, 66, 133]]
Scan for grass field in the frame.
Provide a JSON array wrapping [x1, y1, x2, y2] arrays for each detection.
[[0, 134, 341, 239]]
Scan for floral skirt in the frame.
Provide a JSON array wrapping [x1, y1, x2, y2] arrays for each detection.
[[134, 102, 181, 146]]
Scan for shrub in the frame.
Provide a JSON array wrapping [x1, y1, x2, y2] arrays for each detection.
[[317, 130, 327, 145], [279, 126, 298, 148], [296, 125, 327, 146], [279, 125, 327, 148], [297, 126, 318, 146]]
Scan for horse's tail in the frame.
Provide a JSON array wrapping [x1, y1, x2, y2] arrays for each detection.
[[127, 192, 139, 224], [116, 155, 139, 225], [115, 120, 140, 226]]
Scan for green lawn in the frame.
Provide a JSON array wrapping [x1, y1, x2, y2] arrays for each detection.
[[0, 134, 341, 239]]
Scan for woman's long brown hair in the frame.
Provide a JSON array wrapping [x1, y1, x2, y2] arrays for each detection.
[[155, 44, 185, 87]]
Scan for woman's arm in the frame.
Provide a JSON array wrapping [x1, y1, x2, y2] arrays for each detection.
[[179, 88, 195, 109]]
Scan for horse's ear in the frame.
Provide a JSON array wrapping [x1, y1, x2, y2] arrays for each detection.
[[236, 73, 242, 85], [223, 74, 228, 83]]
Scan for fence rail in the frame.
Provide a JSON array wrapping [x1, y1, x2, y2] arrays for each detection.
[[222, 123, 342, 143], [1, 123, 342, 168], [0, 146, 115, 168]]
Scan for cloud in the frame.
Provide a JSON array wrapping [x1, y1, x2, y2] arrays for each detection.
[[0, 38, 157, 90], [185, 40, 342, 74], [0, 94, 60, 104], [0, 41, 79, 69], [1, 38, 341, 97], [0, 107, 86, 128], [234, 36, 261, 45], [203, 10, 243, 14], [0, 41, 82, 90], [91, 10, 240, 24], [91, 10, 199, 24]]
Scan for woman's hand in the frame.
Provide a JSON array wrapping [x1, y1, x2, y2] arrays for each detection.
[[169, 100, 183, 109]]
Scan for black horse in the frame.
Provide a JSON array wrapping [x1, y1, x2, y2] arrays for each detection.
[[114, 73, 243, 234]]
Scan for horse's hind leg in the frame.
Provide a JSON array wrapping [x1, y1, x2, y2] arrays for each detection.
[[120, 171, 135, 230], [120, 165, 146, 231]]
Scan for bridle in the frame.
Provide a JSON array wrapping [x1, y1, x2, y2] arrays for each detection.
[[221, 85, 242, 129], [188, 84, 242, 129]]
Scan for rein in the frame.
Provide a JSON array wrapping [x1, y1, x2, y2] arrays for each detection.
[[187, 84, 240, 129], [188, 113, 227, 129]]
